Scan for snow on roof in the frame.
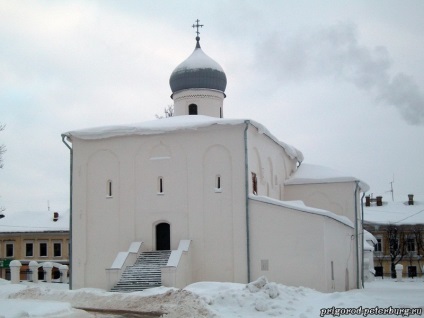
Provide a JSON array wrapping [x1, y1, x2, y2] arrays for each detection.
[[364, 200, 424, 225], [63, 115, 304, 162], [173, 47, 225, 72], [250, 195, 354, 228], [0, 210, 69, 233], [284, 163, 370, 191]]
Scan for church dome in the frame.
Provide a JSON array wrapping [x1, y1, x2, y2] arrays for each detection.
[[169, 40, 227, 94]]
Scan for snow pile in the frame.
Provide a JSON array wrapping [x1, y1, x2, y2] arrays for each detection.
[[1, 277, 423, 317], [0, 280, 211, 318], [186, 277, 424, 318]]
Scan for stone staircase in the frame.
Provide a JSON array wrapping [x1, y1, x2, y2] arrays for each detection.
[[110, 250, 171, 292]]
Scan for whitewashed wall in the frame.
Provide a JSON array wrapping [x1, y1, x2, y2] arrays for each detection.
[[249, 198, 356, 292], [284, 182, 359, 222], [71, 124, 249, 289], [173, 89, 224, 118], [70, 119, 358, 291]]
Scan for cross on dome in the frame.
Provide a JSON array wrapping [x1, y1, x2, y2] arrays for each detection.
[[192, 19, 203, 48]]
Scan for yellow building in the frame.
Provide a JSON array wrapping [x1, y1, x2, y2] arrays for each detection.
[[0, 210, 69, 281], [364, 194, 424, 278]]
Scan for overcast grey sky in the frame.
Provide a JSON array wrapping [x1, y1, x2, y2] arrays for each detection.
[[1, 0, 423, 213]]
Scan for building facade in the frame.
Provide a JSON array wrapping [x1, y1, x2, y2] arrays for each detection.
[[364, 194, 424, 278], [63, 26, 368, 292], [0, 211, 69, 280]]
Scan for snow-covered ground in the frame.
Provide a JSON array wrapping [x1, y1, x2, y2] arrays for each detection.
[[0, 276, 423, 317]]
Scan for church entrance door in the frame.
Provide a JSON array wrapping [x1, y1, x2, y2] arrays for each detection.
[[156, 222, 170, 250]]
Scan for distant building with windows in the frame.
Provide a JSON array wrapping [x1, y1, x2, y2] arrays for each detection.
[[364, 194, 424, 278], [0, 210, 69, 280]]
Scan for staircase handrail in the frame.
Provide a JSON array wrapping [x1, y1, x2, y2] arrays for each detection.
[[166, 240, 191, 267], [106, 241, 144, 290], [161, 240, 191, 288]]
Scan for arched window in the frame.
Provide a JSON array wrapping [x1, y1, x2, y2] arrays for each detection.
[[188, 104, 198, 115]]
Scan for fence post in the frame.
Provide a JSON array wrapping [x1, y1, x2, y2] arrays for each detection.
[[43, 262, 53, 283], [29, 261, 39, 283], [10, 260, 22, 284], [59, 265, 68, 283], [395, 264, 403, 282]]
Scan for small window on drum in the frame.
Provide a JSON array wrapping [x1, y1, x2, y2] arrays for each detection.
[[188, 104, 198, 115]]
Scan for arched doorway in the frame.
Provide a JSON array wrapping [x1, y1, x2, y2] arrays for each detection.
[[156, 222, 170, 250]]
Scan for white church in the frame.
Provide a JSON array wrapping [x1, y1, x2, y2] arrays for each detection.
[[62, 21, 369, 293]]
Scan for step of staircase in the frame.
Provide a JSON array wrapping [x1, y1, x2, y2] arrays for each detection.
[[110, 250, 171, 292]]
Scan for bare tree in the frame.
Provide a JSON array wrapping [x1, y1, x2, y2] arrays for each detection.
[[155, 105, 174, 119], [386, 224, 407, 278], [412, 225, 424, 275]]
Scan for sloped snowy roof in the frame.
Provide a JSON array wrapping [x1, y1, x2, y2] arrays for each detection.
[[250, 195, 354, 228], [284, 163, 369, 191], [0, 210, 69, 233], [63, 115, 304, 162], [364, 200, 424, 225]]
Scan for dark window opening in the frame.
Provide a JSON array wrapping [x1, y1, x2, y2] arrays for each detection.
[[53, 243, 62, 257], [251, 172, 258, 195], [407, 238, 415, 252], [156, 223, 170, 250], [217, 176, 221, 189], [220, 107, 222, 118], [6, 243, 13, 257], [26, 243, 34, 257], [40, 243, 48, 257], [375, 238, 382, 252], [188, 104, 198, 115], [408, 266, 417, 278], [375, 266, 383, 277]]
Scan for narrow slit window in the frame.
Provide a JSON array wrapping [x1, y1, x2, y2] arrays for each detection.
[[158, 177, 164, 194], [107, 180, 112, 197], [215, 175, 222, 192]]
